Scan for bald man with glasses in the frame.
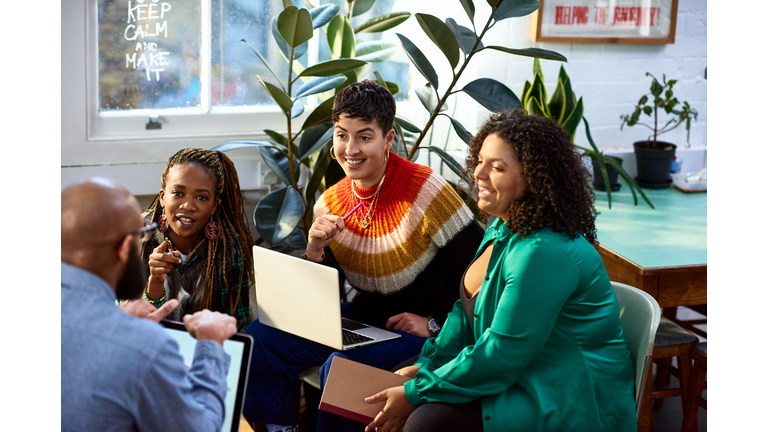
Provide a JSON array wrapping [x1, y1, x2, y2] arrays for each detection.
[[61, 178, 238, 432]]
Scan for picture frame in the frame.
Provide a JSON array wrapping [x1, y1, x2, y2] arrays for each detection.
[[530, 0, 679, 44]]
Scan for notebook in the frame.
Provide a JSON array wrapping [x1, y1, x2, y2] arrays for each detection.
[[319, 356, 411, 424], [161, 319, 253, 432], [252, 245, 401, 350]]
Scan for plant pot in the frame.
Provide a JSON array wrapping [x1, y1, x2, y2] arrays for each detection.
[[592, 157, 623, 192], [633, 141, 676, 188]]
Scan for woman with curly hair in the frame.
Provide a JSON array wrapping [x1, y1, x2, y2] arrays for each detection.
[[365, 109, 637, 432], [140, 148, 254, 331]]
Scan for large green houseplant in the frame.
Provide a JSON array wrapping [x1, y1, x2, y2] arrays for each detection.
[[620, 72, 698, 188], [521, 58, 653, 209], [212, 0, 412, 250]]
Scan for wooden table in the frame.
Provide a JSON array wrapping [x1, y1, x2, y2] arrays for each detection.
[[593, 182, 707, 309]]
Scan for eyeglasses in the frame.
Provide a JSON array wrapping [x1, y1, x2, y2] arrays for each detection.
[[129, 221, 158, 243]]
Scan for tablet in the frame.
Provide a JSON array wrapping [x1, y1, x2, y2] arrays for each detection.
[[161, 319, 253, 432]]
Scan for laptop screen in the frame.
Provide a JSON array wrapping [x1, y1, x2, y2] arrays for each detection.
[[161, 320, 253, 432]]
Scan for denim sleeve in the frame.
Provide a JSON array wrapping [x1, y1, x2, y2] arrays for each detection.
[[134, 339, 231, 432]]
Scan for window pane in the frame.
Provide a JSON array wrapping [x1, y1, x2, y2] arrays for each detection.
[[98, 0, 202, 111]]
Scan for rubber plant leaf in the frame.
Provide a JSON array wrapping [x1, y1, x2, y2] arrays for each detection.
[[355, 12, 411, 34], [481, 46, 566, 62], [258, 145, 297, 188], [459, 0, 475, 23], [351, 0, 375, 17], [299, 121, 333, 161], [254, 186, 305, 245], [427, 146, 471, 183], [445, 18, 481, 56], [278, 6, 314, 48], [494, 0, 541, 21], [462, 78, 521, 113], [298, 59, 368, 78], [264, 129, 289, 147], [355, 41, 401, 62], [449, 117, 473, 145], [258, 77, 293, 113], [416, 84, 447, 113], [309, 3, 339, 29], [394, 115, 422, 133], [241, 39, 284, 91], [415, 13, 460, 69], [396, 33, 439, 90], [291, 103, 305, 119], [272, 16, 308, 61], [305, 140, 334, 203], [295, 76, 348, 99], [301, 97, 335, 131], [327, 15, 356, 59]]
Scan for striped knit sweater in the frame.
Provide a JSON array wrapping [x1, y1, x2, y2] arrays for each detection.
[[314, 152, 484, 328]]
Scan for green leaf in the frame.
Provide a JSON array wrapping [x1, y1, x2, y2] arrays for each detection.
[[530, 72, 547, 113], [394, 115, 422, 133], [416, 13, 461, 69], [427, 146, 471, 183], [487, 0, 504, 8], [295, 76, 348, 98], [299, 121, 333, 160], [561, 97, 584, 139], [459, 0, 475, 22], [264, 130, 289, 147], [643, 106, 653, 115], [416, 84, 446, 113], [258, 145, 297, 187], [298, 59, 368, 78], [521, 80, 531, 107], [327, 15, 356, 59], [212, 141, 273, 153], [301, 97, 335, 131], [373, 71, 388, 88], [385, 81, 400, 96], [258, 77, 293, 113], [291, 103, 305, 119], [526, 96, 547, 117], [354, 11, 411, 33], [557, 65, 575, 115], [482, 45, 567, 62], [548, 80, 566, 123], [355, 41, 401, 62], [305, 139, 334, 202], [396, 33, 439, 90], [650, 79, 663, 96], [445, 18, 481, 56], [449, 117, 473, 145], [494, 0, 541, 21], [352, 0, 375, 16], [462, 78, 521, 113], [278, 6, 314, 48], [241, 39, 285, 91], [309, 3, 339, 29], [533, 57, 544, 79], [272, 16, 308, 61], [254, 186, 305, 245]]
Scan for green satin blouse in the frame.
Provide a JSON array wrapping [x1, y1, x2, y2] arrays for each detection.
[[404, 218, 637, 432]]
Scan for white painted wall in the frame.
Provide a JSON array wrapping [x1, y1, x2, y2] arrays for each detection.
[[62, 0, 707, 193]]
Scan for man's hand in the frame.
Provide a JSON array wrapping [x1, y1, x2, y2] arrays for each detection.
[[119, 299, 179, 323], [183, 310, 237, 346], [394, 365, 421, 379], [386, 313, 430, 338], [364, 386, 415, 432]]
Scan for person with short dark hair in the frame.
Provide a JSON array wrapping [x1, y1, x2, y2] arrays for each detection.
[[242, 80, 485, 432], [365, 109, 637, 432], [61, 178, 239, 432]]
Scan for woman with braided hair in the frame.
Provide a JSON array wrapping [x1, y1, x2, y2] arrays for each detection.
[[141, 148, 254, 331]]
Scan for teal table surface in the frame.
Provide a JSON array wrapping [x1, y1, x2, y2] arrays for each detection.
[[593, 182, 707, 269]]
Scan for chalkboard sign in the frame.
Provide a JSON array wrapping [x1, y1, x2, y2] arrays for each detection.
[[98, 0, 202, 110]]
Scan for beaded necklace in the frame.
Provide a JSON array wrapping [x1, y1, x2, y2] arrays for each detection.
[[353, 173, 386, 229]]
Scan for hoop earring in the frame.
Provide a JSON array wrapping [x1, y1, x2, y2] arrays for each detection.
[[385, 149, 390, 165], [330, 147, 338, 160], [205, 216, 220, 240], [158, 208, 168, 232]]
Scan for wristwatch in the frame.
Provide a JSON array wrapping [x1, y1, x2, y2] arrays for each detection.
[[427, 316, 441, 336]]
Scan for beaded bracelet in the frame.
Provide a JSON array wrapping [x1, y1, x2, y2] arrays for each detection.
[[143, 289, 166, 307], [301, 248, 325, 262]]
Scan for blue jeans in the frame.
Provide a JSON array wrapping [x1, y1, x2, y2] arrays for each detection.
[[242, 302, 426, 431]]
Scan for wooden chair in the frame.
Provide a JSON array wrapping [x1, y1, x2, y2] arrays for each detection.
[[682, 342, 707, 432], [637, 316, 698, 432], [663, 305, 707, 339]]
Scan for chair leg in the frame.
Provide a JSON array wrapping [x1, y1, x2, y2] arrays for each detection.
[[638, 362, 654, 432], [677, 353, 692, 426], [654, 358, 671, 408], [682, 357, 706, 432]]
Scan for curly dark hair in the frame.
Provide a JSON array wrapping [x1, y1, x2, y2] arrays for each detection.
[[463, 109, 599, 243], [332, 79, 396, 136]]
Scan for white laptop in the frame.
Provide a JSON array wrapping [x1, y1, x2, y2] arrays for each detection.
[[253, 246, 401, 350]]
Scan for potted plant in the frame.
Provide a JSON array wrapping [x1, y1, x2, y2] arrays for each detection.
[[620, 72, 698, 188], [521, 58, 653, 208]]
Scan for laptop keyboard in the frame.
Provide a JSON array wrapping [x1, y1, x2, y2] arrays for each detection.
[[342, 329, 375, 346]]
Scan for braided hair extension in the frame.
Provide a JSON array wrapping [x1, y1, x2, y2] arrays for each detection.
[[463, 109, 599, 243], [144, 148, 254, 314]]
